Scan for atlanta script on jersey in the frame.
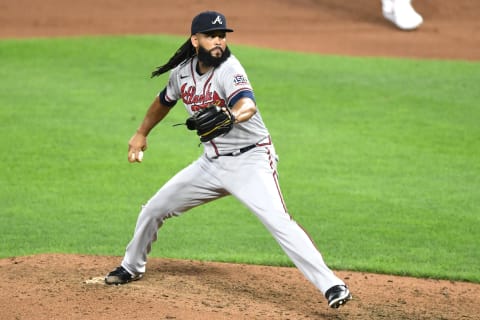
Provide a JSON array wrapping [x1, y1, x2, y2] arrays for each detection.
[[160, 54, 269, 157]]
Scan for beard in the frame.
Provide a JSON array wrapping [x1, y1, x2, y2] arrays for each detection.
[[197, 45, 231, 68]]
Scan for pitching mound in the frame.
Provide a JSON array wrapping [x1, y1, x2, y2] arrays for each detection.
[[1, 254, 479, 319]]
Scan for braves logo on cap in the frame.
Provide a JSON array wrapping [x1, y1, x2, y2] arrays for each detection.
[[191, 11, 233, 34], [212, 15, 223, 25]]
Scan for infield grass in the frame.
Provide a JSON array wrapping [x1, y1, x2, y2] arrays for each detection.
[[1, 35, 479, 282]]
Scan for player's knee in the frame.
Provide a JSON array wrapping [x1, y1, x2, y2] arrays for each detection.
[[139, 202, 175, 223]]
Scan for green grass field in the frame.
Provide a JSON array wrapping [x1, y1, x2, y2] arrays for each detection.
[[1, 35, 479, 282]]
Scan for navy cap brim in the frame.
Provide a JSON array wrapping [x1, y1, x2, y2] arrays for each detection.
[[195, 27, 234, 34]]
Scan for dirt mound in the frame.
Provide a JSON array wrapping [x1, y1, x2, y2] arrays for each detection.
[[2, 254, 479, 319]]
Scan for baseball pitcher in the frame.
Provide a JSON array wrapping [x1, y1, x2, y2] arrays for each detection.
[[105, 10, 352, 309]]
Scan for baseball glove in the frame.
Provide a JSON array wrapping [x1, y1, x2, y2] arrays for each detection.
[[186, 105, 235, 142]]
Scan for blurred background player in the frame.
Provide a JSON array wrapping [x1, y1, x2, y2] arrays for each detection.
[[382, 0, 423, 30]]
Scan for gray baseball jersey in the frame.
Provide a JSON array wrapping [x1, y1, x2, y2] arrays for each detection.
[[161, 54, 269, 157], [121, 51, 347, 297]]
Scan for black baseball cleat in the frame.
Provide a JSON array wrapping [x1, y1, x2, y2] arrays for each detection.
[[104, 266, 143, 285], [325, 285, 352, 308]]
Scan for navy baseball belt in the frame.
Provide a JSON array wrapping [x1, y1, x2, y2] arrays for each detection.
[[220, 143, 257, 157]]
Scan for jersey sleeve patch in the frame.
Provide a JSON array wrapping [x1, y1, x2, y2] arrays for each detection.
[[233, 74, 249, 86]]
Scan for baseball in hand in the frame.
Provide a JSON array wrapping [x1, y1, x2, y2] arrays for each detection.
[[130, 151, 144, 162]]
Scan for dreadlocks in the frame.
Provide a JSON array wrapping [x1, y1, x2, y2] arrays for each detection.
[[151, 39, 196, 78]]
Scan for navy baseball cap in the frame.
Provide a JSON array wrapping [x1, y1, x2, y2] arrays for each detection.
[[191, 11, 234, 35]]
